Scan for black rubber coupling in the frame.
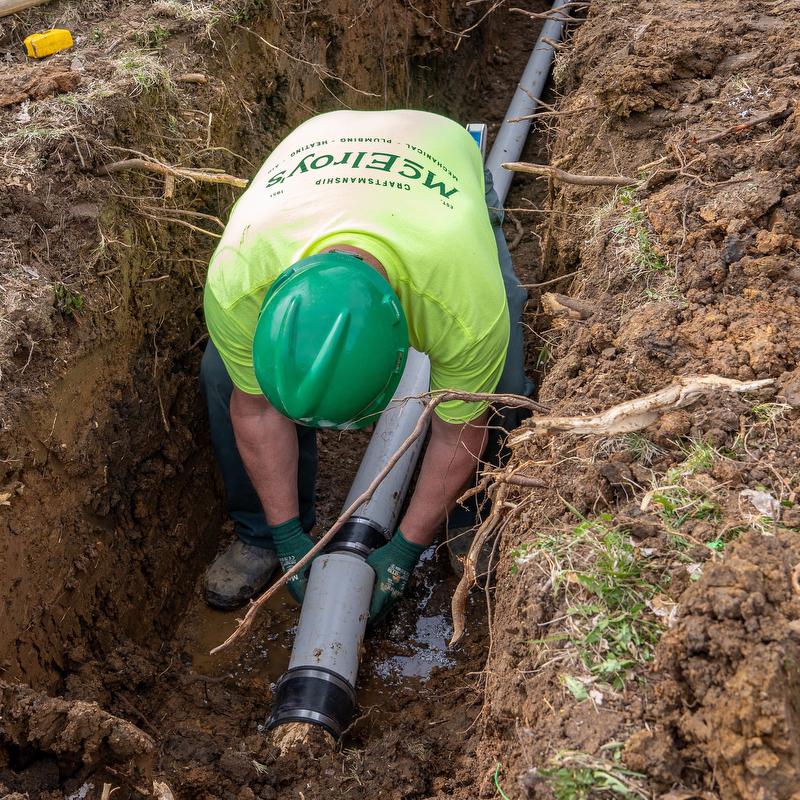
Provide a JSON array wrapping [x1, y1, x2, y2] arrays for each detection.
[[266, 666, 356, 739], [325, 517, 387, 557]]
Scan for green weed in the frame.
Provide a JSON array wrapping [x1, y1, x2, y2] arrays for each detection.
[[49, 87, 115, 121], [536, 750, 648, 800], [751, 402, 790, 423], [561, 674, 589, 701], [493, 762, 512, 800], [643, 283, 685, 305], [509, 542, 533, 575], [54, 284, 84, 316], [650, 485, 721, 529], [649, 440, 723, 529], [612, 188, 674, 294], [135, 24, 171, 48], [524, 514, 664, 688], [535, 345, 552, 370]]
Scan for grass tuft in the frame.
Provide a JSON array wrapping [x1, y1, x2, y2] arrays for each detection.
[[0, 125, 70, 150], [518, 513, 665, 688], [134, 24, 172, 49], [593, 432, 665, 467], [648, 440, 723, 531], [607, 188, 684, 307], [114, 50, 176, 97], [534, 749, 648, 800]]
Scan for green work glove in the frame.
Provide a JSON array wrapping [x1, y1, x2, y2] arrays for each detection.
[[270, 517, 315, 604], [365, 529, 427, 625]]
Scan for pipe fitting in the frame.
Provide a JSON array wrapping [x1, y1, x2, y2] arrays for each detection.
[[267, 666, 356, 739]]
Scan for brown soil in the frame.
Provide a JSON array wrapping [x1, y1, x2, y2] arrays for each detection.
[[626, 531, 800, 799], [3, 0, 800, 797], [471, 0, 800, 798]]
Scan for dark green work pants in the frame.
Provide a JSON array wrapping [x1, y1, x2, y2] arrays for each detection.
[[200, 169, 532, 546]]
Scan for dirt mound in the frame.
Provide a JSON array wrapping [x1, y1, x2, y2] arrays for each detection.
[[0, 681, 154, 772], [626, 532, 800, 798], [469, 0, 800, 796], [0, 0, 548, 797]]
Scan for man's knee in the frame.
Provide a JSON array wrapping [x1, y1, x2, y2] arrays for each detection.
[[200, 341, 233, 402], [483, 167, 504, 227]]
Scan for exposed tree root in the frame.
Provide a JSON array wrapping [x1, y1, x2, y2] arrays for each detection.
[[540, 290, 594, 320], [97, 157, 248, 188], [502, 161, 637, 186], [510, 375, 774, 441]]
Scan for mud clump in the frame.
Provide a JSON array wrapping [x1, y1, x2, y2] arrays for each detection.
[[626, 532, 800, 799], [0, 681, 153, 784]]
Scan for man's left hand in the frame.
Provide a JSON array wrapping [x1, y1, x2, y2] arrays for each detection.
[[365, 529, 427, 624]]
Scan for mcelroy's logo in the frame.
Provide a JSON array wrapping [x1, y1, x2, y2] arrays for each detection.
[[265, 150, 459, 199]]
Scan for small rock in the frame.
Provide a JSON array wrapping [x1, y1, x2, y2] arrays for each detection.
[[782, 508, 800, 528], [780, 374, 800, 408], [740, 489, 780, 518], [755, 229, 792, 254], [721, 234, 746, 264], [70, 202, 100, 220], [653, 410, 692, 443]]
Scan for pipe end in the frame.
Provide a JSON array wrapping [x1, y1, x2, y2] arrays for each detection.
[[267, 667, 356, 739]]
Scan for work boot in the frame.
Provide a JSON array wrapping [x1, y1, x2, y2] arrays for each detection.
[[204, 539, 279, 610], [446, 522, 495, 587]]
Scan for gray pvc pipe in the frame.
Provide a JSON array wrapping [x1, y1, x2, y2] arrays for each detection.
[[288, 554, 375, 686], [485, 0, 569, 203], [342, 348, 431, 535]]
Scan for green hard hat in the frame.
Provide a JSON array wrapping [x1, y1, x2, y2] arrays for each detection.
[[253, 252, 409, 429]]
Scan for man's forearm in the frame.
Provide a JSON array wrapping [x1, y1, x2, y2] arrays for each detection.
[[230, 388, 300, 526], [399, 412, 489, 546]]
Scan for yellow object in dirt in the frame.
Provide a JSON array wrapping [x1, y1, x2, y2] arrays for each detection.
[[24, 28, 73, 58]]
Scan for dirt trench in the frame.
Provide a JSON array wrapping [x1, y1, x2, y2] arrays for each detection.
[[6, 0, 800, 798], [0, 1, 553, 798]]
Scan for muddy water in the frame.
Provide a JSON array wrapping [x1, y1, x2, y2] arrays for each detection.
[[178, 542, 474, 727]]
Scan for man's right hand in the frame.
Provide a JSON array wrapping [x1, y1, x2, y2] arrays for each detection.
[[270, 517, 315, 603]]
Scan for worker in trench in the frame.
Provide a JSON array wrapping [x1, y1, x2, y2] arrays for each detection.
[[200, 109, 533, 619]]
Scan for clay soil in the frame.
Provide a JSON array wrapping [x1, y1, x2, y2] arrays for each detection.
[[471, 0, 800, 798], [2, 0, 800, 798]]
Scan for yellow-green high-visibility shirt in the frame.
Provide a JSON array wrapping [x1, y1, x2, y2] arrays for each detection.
[[204, 109, 509, 424]]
